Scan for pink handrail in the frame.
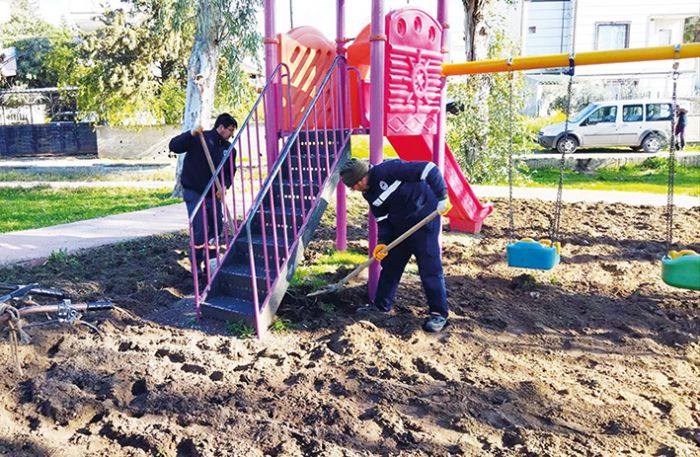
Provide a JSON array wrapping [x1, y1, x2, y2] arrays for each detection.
[[188, 64, 292, 316], [243, 57, 358, 322]]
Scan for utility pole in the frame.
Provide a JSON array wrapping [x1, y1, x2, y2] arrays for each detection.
[[289, 0, 294, 28]]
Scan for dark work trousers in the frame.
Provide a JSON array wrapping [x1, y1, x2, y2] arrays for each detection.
[[374, 218, 448, 317], [184, 188, 224, 269], [675, 125, 686, 150]]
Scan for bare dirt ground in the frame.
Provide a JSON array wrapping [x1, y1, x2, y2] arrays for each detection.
[[1, 195, 699, 457]]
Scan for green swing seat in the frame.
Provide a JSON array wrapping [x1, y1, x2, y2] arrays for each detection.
[[661, 250, 700, 290]]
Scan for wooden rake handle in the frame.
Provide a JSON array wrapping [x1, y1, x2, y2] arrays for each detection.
[[307, 209, 440, 297], [195, 131, 225, 196]]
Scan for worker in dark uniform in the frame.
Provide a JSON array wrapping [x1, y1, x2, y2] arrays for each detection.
[[169, 113, 237, 272], [339, 158, 452, 332]]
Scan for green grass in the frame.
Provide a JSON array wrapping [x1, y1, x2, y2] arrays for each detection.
[[351, 134, 398, 159], [290, 248, 368, 288], [0, 169, 176, 182], [519, 163, 700, 196], [227, 320, 255, 338], [270, 317, 295, 333], [0, 186, 179, 233]]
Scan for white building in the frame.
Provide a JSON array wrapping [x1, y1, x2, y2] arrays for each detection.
[[521, 0, 699, 115]]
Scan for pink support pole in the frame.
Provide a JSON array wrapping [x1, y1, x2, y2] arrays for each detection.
[[434, 0, 448, 173], [264, 0, 279, 171], [434, 0, 448, 244], [335, 0, 347, 251], [368, 0, 385, 301]]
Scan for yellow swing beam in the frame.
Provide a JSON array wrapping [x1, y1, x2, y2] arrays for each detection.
[[442, 43, 700, 76]]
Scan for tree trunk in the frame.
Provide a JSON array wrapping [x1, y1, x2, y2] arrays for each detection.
[[462, 0, 489, 62], [172, 0, 221, 198], [462, 0, 490, 165]]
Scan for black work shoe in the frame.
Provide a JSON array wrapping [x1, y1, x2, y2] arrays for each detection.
[[355, 303, 392, 315], [423, 313, 448, 332]]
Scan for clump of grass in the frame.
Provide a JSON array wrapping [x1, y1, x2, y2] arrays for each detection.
[[270, 318, 295, 334], [290, 248, 367, 290], [47, 248, 79, 268], [290, 267, 330, 289], [315, 249, 367, 267], [512, 274, 539, 291], [319, 302, 336, 314], [227, 320, 255, 338]]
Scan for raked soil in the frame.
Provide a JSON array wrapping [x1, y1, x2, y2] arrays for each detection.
[[1, 194, 699, 456]]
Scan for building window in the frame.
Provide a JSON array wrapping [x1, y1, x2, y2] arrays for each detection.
[[658, 29, 672, 45], [596, 23, 630, 50]]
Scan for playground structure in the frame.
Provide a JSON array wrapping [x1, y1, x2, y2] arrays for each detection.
[[185, 1, 700, 336]]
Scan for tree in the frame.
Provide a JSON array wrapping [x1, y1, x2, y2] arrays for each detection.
[[459, 0, 494, 169], [170, 0, 260, 196], [64, 5, 191, 125], [448, 8, 524, 184], [0, 0, 77, 89]]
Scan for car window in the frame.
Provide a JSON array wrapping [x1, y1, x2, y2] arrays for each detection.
[[622, 105, 643, 122], [571, 104, 598, 123], [586, 106, 617, 124], [646, 103, 672, 121]]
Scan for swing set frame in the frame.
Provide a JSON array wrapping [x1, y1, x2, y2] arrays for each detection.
[[443, 43, 700, 288]]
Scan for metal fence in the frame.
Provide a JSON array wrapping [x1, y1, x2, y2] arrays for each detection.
[[0, 122, 97, 157]]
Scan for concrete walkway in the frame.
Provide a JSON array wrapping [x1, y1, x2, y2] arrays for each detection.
[[0, 203, 187, 266], [0, 186, 697, 266]]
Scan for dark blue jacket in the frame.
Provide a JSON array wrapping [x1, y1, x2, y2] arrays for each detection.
[[169, 129, 236, 193], [362, 159, 448, 244]]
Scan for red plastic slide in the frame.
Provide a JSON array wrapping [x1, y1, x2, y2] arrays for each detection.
[[387, 135, 493, 233]]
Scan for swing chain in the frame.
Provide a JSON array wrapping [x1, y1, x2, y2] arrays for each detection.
[[506, 57, 515, 243], [550, 56, 575, 242], [665, 49, 680, 251]]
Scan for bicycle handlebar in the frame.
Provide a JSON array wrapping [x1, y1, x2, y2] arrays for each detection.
[[0, 301, 114, 323]]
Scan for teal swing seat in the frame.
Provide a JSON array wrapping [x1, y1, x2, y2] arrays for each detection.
[[661, 250, 700, 290], [507, 238, 561, 270]]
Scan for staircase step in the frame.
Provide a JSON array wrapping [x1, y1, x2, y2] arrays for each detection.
[[232, 233, 290, 270], [282, 162, 330, 178], [201, 296, 255, 325], [214, 264, 271, 302], [248, 206, 303, 242], [269, 190, 317, 208]]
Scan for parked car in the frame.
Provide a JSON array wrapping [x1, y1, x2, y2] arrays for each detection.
[[538, 99, 674, 153]]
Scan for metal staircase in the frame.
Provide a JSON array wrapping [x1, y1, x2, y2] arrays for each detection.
[[187, 57, 354, 336]]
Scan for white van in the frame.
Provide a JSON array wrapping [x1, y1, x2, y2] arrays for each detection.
[[538, 99, 674, 153]]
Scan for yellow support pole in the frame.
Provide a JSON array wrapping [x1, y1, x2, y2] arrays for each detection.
[[442, 43, 700, 76]]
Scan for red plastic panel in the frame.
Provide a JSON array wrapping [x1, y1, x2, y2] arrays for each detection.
[[278, 26, 337, 131], [384, 9, 443, 136], [346, 23, 371, 129], [387, 134, 493, 234]]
